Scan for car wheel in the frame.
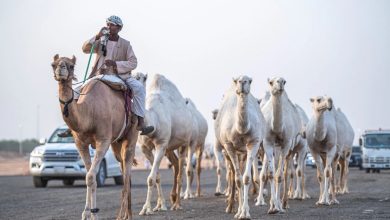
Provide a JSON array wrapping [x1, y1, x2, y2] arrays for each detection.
[[33, 176, 48, 188], [366, 168, 370, 173], [114, 175, 124, 185], [63, 179, 75, 186], [96, 160, 106, 187]]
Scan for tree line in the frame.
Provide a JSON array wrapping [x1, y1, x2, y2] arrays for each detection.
[[0, 139, 39, 154]]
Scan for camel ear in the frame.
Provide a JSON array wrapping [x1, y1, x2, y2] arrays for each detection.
[[283, 79, 286, 85], [233, 77, 237, 83], [185, 98, 189, 104], [310, 98, 315, 103], [145, 73, 148, 82], [268, 78, 273, 86], [73, 76, 78, 82], [53, 54, 59, 62], [257, 99, 262, 105], [249, 77, 252, 84], [71, 55, 76, 64]]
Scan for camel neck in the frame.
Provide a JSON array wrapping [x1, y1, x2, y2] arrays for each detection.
[[314, 111, 327, 142], [271, 94, 284, 134], [235, 94, 250, 134]]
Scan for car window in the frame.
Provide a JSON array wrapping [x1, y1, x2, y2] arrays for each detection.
[[48, 129, 75, 143], [352, 147, 361, 153]]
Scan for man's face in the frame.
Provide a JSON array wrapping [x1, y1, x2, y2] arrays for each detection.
[[106, 23, 121, 35]]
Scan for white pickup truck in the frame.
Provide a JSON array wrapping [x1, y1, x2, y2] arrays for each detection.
[[359, 129, 390, 173], [29, 125, 123, 187]]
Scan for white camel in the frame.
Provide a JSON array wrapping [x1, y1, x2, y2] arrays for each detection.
[[334, 108, 355, 194], [136, 73, 193, 215], [255, 77, 301, 214], [214, 75, 266, 219], [183, 98, 208, 199], [306, 96, 339, 205]]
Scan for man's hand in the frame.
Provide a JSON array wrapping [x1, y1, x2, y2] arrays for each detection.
[[104, 59, 117, 68], [95, 27, 108, 40]]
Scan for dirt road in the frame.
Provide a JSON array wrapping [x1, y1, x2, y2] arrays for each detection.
[[0, 167, 389, 220]]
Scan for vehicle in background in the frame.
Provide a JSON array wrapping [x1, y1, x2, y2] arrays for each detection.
[[29, 125, 123, 187], [359, 129, 390, 173], [349, 145, 362, 169], [305, 152, 315, 168]]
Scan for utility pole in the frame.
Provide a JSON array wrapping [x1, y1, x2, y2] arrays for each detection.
[[18, 125, 23, 155]]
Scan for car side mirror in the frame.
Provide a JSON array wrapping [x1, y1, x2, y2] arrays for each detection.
[[359, 138, 362, 146], [39, 138, 47, 145]]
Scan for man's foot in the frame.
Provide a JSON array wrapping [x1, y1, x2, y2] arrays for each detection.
[[140, 126, 154, 135], [57, 129, 72, 137]]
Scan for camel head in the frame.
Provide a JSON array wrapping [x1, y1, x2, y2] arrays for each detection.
[[51, 54, 77, 82], [268, 77, 286, 96], [233, 75, 252, 95], [211, 109, 219, 120], [310, 96, 333, 113], [133, 72, 148, 87]]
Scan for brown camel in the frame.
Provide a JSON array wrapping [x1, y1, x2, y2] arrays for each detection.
[[51, 54, 139, 220]]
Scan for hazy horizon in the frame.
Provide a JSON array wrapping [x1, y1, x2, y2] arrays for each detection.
[[1, 0, 389, 145]]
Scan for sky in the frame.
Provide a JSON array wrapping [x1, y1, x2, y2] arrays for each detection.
[[0, 0, 389, 145]]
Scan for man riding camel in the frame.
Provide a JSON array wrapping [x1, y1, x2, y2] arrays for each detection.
[[58, 15, 154, 137]]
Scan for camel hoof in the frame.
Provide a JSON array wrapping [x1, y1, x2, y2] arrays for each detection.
[[267, 208, 279, 214], [255, 199, 266, 206], [330, 199, 339, 205], [215, 192, 224, 196]]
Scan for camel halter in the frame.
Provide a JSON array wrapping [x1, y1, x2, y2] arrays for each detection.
[[59, 91, 74, 118]]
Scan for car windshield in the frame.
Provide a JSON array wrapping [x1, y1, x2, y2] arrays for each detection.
[[48, 128, 75, 143], [352, 147, 361, 153], [364, 134, 390, 148]]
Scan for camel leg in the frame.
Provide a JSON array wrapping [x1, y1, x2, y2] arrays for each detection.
[[171, 146, 186, 210], [117, 139, 137, 220], [274, 147, 285, 212], [288, 158, 295, 199], [256, 152, 268, 206], [184, 144, 194, 199], [239, 142, 259, 219], [224, 152, 232, 197], [195, 146, 203, 197], [251, 155, 259, 196], [224, 148, 243, 219], [342, 153, 351, 194], [262, 142, 278, 214], [78, 146, 92, 220], [86, 140, 110, 220], [225, 157, 236, 213], [139, 144, 167, 215], [294, 150, 305, 199], [214, 142, 224, 196], [312, 151, 325, 205], [166, 151, 179, 206], [330, 156, 339, 205], [319, 147, 336, 205], [301, 151, 311, 199], [281, 145, 292, 210]]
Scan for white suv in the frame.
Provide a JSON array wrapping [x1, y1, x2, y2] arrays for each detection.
[[29, 125, 123, 187]]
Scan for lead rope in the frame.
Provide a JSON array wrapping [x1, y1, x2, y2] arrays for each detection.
[[83, 43, 96, 83]]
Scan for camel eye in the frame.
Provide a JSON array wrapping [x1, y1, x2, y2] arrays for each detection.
[[269, 81, 273, 86], [51, 64, 56, 69], [317, 98, 321, 102], [69, 65, 74, 70]]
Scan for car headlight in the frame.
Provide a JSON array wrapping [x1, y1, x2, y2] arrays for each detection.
[[31, 147, 45, 157]]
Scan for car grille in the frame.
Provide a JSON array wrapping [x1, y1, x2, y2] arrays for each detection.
[[43, 150, 80, 162], [368, 157, 390, 164]]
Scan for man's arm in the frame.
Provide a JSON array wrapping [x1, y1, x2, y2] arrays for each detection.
[[82, 36, 100, 54], [115, 44, 138, 74]]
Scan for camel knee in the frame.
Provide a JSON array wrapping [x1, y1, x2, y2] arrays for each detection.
[[276, 176, 283, 183], [243, 175, 250, 185], [268, 173, 274, 181], [317, 175, 322, 183], [297, 170, 302, 177], [325, 168, 331, 178], [186, 170, 192, 177], [156, 177, 161, 184], [235, 179, 242, 188], [217, 168, 221, 175], [86, 172, 95, 187], [261, 174, 267, 182], [147, 176, 154, 187]]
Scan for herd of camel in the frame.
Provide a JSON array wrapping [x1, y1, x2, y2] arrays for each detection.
[[51, 54, 354, 220]]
